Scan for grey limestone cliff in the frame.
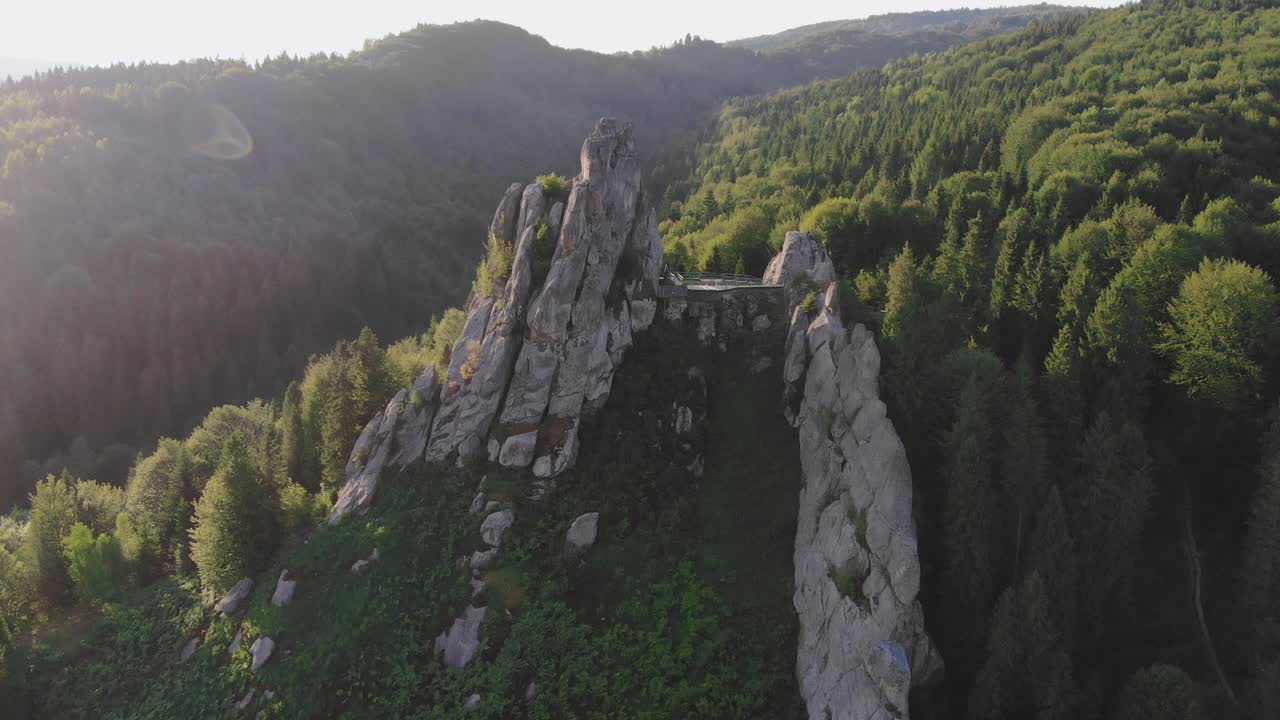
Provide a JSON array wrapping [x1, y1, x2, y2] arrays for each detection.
[[329, 118, 661, 524], [772, 233, 941, 720]]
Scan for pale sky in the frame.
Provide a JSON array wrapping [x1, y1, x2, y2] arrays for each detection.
[[4, 0, 1124, 67]]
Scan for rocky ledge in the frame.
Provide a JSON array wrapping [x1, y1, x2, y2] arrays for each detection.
[[772, 232, 941, 720], [329, 118, 662, 524]]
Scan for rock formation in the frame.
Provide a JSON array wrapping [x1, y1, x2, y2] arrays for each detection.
[[250, 636, 275, 673], [271, 569, 297, 607], [563, 512, 599, 562], [769, 234, 941, 720], [216, 578, 255, 614], [329, 118, 661, 524]]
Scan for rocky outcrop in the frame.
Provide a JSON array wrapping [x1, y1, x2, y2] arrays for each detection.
[[271, 569, 297, 607], [770, 239, 941, 720], [434, 605, 486, 669], [216, 578, 255, 614], [563, 512, 599, 562], [250, 636, 275, 673], [763, 231, 834, 289], [328, 118, 661, 524]]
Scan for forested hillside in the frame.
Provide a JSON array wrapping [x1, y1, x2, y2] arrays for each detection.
[[664, 0, 1280, 716], [730, 4, 1084, 52], [0, 10, 1066, 510]]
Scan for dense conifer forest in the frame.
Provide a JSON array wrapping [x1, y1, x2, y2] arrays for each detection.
[[662, 0, 1280, 716]]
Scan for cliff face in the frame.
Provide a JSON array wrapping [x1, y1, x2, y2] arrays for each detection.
[[777, 233, 941, 720], [329, 118, 662, 524]]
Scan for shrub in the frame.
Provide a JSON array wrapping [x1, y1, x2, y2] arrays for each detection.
[[62, 523, 125, 604], [536, 172, 569, 200], [854, 268, 888, 307], [74, 480, 127, 536], [800, 291, 818, 314], [473, 232, 515, 299]]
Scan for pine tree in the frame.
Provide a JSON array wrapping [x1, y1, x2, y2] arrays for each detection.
[[1072, 412, 1151, 651], [1028, 486, 1079, 651], [1110, 664, 1202, 720], [968, 573, 1076, 720], [189, 434, 259, 595], [885, 243, 917, 336], [999, 361, 1049, 574], [280, 381, 305, 486], [944, 377, 1001, 666]]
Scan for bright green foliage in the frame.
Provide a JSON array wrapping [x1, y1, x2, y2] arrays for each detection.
[[188, 435, 265, 595], [0, 544, 36, 630], [968, 573, 1076, 720], [301, 329, 395, 491], [62, 522, 125, 604], [123, 439, 189, 572], [279, 381, 304, 485], [25, 473, 78, 601], [536, 172, 569, 200], [1110, 664, 1202, 720], [884, 243, 917, 334], [74, 480, 126, 536], [387, 307, 467, 385], [186, 402, 278, 495], [854, 268, 888, 307], [473, 231, 515, 299], [1158, 258, 1279, 408]]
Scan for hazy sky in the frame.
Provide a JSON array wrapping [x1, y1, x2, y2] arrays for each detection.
[[4, 0, 1125, 67]]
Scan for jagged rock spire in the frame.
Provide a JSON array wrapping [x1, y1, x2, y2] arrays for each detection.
[[329, 118, 662, 524]]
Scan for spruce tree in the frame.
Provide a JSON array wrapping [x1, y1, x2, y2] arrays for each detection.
[[280, 381, 305, 487], [999, 361, 1049, 574], [943, 377, 1000, 666], [1028, 486, 1079, 651], [189, 434, 259, 595], [968, 573, 1076, 720]]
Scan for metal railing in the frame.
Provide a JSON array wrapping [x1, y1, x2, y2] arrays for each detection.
[[664, 270, 764, 289]]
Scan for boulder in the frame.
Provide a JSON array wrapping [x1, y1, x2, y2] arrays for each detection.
[[250, 636, 275, 673], [464, 694, 482, 712], [470, 548, 499, 572], [762, 231, 835, 289], [480, 510, 514, 548], [216, 578, 255, 614], [350, 559, 370, 577], [468, 492, 487, 515], [271, 569, 296, 607], [329, 390, 410, 524], [179, 637, 199, 662], [564, 512, 599, 561], [235, 689, 256, 711], [434, 605, 486, 668], [228, 626, 244, 656], [752, 314, 773, 332]]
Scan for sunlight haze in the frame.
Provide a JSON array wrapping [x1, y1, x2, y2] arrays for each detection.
[[4, 0, 1124, 67]]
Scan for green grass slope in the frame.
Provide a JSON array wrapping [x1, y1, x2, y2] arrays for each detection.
[[17, 312, 803, 719]]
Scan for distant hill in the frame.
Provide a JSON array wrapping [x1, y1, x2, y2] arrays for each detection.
[[730, 4, 1089, 54]]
